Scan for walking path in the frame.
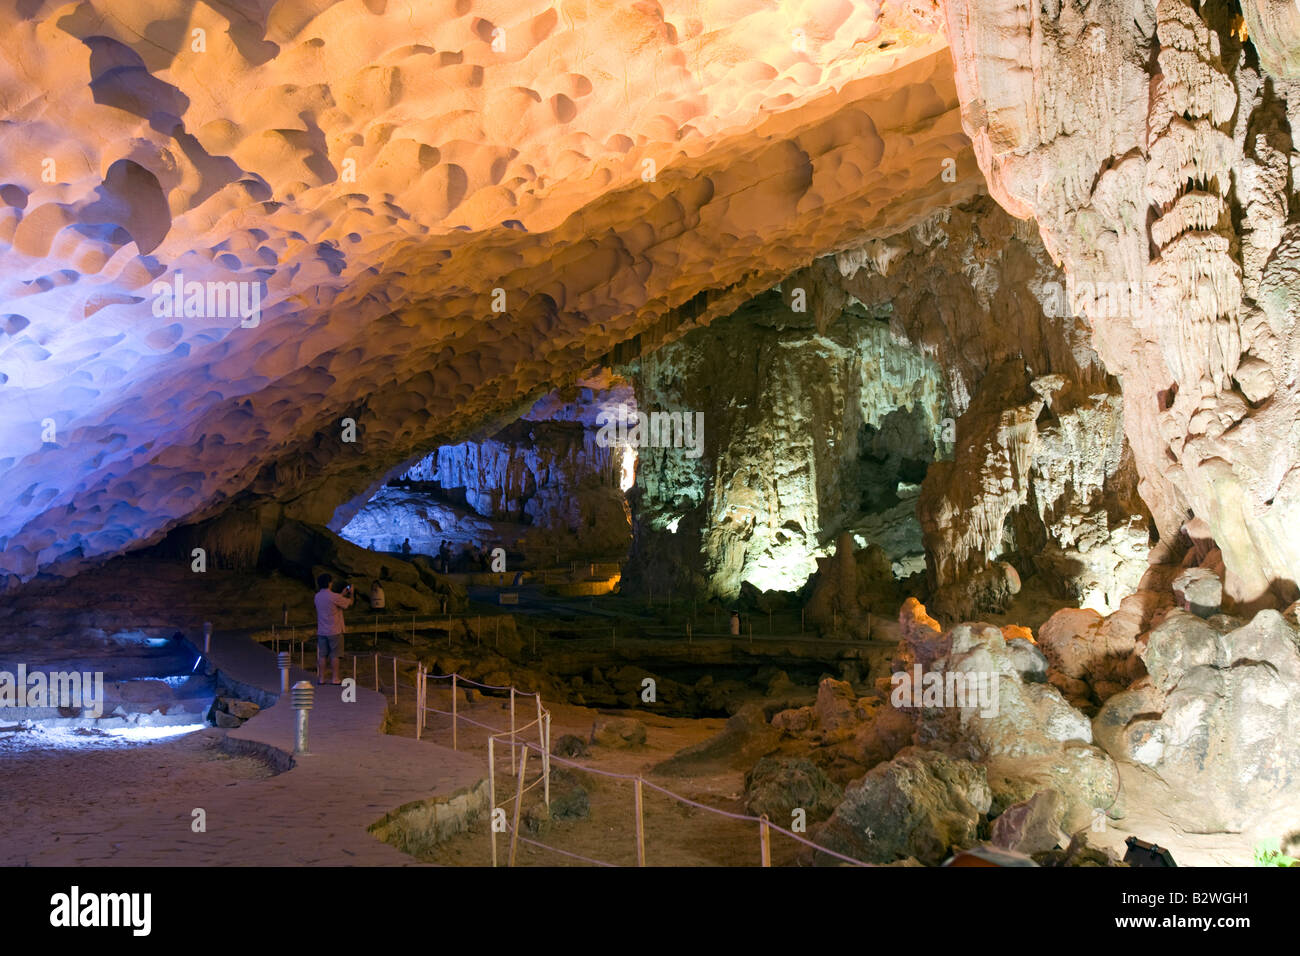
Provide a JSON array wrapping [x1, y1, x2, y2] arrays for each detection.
[[15, 630, 483, 866]]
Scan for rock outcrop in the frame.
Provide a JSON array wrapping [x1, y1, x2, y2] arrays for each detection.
[[815, 746, 992, 865], [945, 0, 1300, 610], [1094, 608, 1300, 831]]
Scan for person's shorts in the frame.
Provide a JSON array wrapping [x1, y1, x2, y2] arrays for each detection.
[[317, 632, 344, 659]]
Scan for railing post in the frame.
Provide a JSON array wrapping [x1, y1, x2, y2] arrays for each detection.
[[392, 656, 398, 706], [509, 745, 528, 867], [509, 687, 516, 748], [488, 736, 497, 867], [543, 712, 551, 807], [760, 815, 771, 867], [634, 777, 646, 866], [451, 674, 458, 751], [374, 652, 379, 692], [416, 664, 423, 740]]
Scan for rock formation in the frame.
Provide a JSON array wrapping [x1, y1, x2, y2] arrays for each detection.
[[0, 1, 977, 586], [945, 0, 1300, 610], [339, 377, 632, 561]]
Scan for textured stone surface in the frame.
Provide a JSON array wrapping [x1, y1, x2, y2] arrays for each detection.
[[945, 0, 1300, 610], [815, 746, 992, 865], [0, 2, 978, 586], [990, 789, 1067, 856], [589, 716, 646, 749], [897, 616, 1119, 830], [1095, 609, 1300, 830], [744, 756, 843, 823]]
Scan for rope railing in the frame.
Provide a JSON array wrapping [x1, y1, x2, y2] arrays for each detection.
[[349, 644, 874, 868]]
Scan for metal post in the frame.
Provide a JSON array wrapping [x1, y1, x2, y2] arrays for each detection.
[[203, 621, 212, 654], [509, 746, 528, 867], [452, 674, 459, 751], [634, 777, 646, 866], [277, 651, 291, 694], [510, 687, 516, 750], [760, 815, 771, 867], [393, 657, 398, 706], [488, 736, 497, 867], [416, 665, 424, 740], [374, 652, 379, 692], [291, 681, 314, 754]]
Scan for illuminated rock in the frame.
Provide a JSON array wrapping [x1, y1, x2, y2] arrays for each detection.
[[0, 1, 974, 585], [945, 0, 1300, 609], [815, 746, 992, 866], [1095, 609, 1300, 830]]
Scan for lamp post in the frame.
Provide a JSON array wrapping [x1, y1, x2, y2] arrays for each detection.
[[291, 681, 314, 754]]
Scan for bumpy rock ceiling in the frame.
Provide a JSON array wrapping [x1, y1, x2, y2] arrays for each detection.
[[0, 0, 979, 585]]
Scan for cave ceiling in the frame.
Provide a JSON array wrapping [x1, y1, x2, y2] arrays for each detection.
[[0, 0, 981, 584]]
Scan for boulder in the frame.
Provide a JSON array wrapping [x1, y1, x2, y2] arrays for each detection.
[[897, 620, 1116, 830], [551, 734, 589, 758], [219, 698, 260, 720], [589, 716, 646, 749], [1172, 566, 1223, 618], [814, 747, 992, 866], [990, 789, 1066, 855], [1037, 594, 1155, 706], [744, 756, 843, 824], [1095, 609, 1300, 830], [212, 709, 242, 729]]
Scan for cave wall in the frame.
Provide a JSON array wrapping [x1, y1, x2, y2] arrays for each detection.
[[944, 0, 1300, 609], [627, 291, 951, 600], [817, 199, 1151, 616], [633, 196, 1148, 614], [338, 379, 632, 561]]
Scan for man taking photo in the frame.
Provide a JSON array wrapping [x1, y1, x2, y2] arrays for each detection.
[[314, 573, 353, 686]]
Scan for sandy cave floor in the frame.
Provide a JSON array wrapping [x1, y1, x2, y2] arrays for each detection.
[[0, 729, 276, 867]]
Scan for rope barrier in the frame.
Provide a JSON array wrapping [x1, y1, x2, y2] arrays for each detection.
[[362, 648, 872, 868]]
